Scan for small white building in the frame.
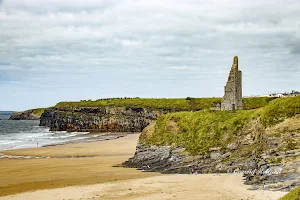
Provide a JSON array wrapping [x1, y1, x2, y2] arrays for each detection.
[[275, 93, 284, 97]]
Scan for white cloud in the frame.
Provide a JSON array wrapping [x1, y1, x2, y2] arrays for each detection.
[[0, 0, 300, 110], [169, 66, 197, 70]]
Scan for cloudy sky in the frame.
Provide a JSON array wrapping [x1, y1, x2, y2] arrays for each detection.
[[0, 0, 300, 111]]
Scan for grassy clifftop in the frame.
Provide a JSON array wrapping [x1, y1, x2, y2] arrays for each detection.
[[242, 96, 277, 108], [9, 108, 46, 120], [141, 109, 261, 155], [280, 186, 300, 200], [261, 96, 300, 126], [55, 97, 276, 111], [31, 108, 46, 117], [55, 98, 221, 111], [140, 97, 300, 155]]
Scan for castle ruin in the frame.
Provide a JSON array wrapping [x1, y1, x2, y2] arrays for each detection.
[[221, 56, 242, 110]]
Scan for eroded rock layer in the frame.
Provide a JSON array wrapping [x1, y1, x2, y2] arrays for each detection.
[[40, 107, 163, 132], [123, 118, 300, 191], [9, 109, 42, 120]]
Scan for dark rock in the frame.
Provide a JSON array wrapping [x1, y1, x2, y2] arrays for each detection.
[[123, 120, 300, 192], [9, 109, 41, 120], [40, 107, 163, 132]]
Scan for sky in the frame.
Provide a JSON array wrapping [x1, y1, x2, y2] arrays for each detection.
[[0, 0, 300, 111]]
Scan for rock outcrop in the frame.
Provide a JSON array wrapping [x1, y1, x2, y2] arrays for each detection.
[[40, 107, 163, 132], [39, 97, 226, 132], [9, 109, 44, 120], [123, 117, 300, 191]]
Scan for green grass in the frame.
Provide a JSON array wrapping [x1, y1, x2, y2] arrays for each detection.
[[55, 97, 276, 111], [280, 186, 300, 200], [55, 98, 222, 111], [261, 97, 300, 126], [242, 97, 277, 109], [31, 108, 46, 117], [141, 109, 261, 155], [141, 96, 300, 155]]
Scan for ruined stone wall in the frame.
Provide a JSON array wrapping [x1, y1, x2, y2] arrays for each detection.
[[236, 70, 242, 108], [221, 56, 242, 110]]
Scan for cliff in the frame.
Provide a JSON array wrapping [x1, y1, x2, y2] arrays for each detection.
[[40, 106, 162, 132], [9, 108, 46, 120], [280, 186, 300, 200], [123, 97, 300, 191], [39, 98, 222, 132], [39, 97, 275, 132]]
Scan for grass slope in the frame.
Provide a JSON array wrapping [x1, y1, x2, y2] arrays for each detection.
[[242, 97, 277, 109], [55, 97, 275, 111], [31, 108, 46, 117], [261, 97, 300, 126], [141, 97, 300, 155], [55, 98, 221, 111], [280, 186, 300, 200], [141, 109, 261, 155]]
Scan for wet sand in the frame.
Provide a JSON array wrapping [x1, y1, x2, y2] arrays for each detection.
[[0, 134, 287, 199], [0, 134, 157, 196]]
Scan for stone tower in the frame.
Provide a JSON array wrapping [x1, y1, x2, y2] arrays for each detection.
[[221, 56, 242, 110]]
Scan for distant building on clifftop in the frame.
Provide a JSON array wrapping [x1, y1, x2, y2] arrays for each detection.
[[221, 56, 242, 110]]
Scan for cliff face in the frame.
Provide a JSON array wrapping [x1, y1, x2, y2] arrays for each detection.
[[123, 116, 300, 192], [39, 97, 276, 132], [9, 109, 44, 120], [40, 107, 163, 132]]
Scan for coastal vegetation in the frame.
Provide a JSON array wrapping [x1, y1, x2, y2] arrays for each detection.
[[43, 96, 277, 133], [9, 108, 46, 120], [31, 108, 46, 117], [55, 98, 221, 111], [140, 96, 300, 155], [280, 186, 300, 200], [140, 109, 261, 155], [55, 97, 276, 111], [126, 96, 300, 192], [242, 96, 276, 109], [260, 97, 300, 126]]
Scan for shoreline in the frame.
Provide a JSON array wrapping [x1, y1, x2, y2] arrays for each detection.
[[0, 131, 131, 155], [0, 134, 157, 197], [0, 119, 136, 151], [40, 132, 128, 147], [0, 134, 287, 199], [0, 132, 138, 158], [0, 174, 287, 200], [0, 132, 130, 159]]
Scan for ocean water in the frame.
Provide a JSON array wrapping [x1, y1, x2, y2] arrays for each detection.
[[0, 120, 90, 150], [0, 111, 14, 120]]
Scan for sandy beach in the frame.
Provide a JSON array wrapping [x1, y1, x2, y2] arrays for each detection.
[[0, 134, 287, 200]]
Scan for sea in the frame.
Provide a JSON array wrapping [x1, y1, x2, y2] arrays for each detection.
[[0, 111, 91, 150]]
